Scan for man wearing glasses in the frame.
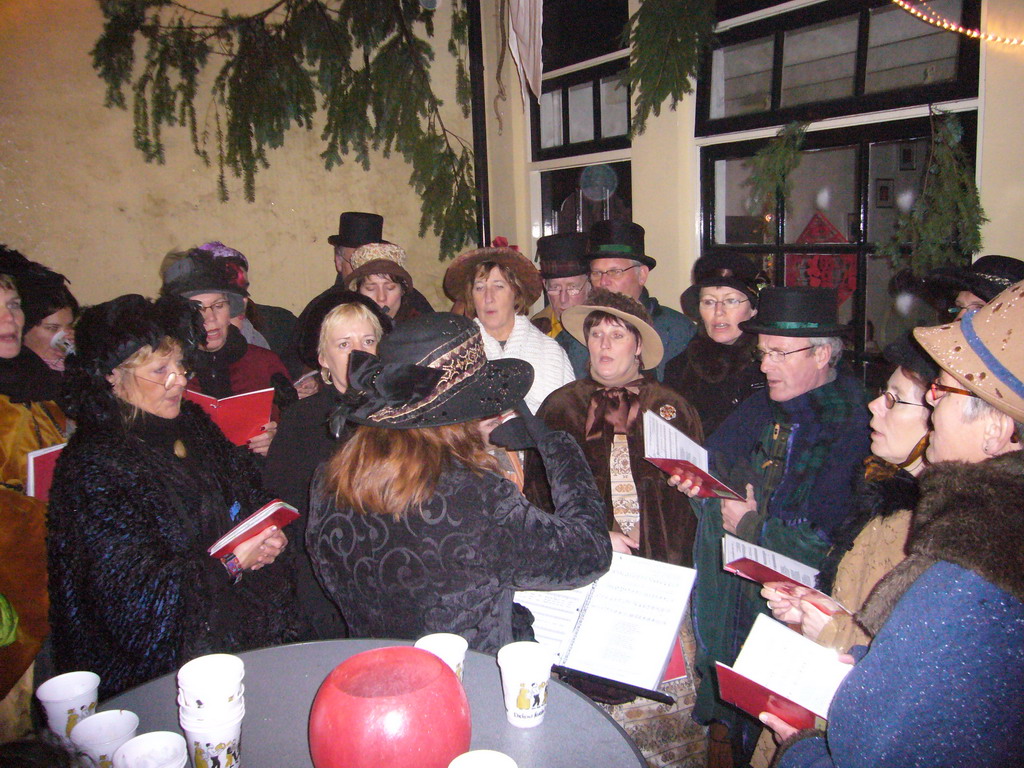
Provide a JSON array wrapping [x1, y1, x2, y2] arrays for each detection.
[[583, 220, 695, 380], [531, 232, 591, 378], [676, 286, 870, 761]]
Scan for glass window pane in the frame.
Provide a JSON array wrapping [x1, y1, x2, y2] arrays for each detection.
[[539, 90, 563, 148], [713, 157, 770, 245], [710, 36, 774, 119], [541, 162, 633, 236], [784, 253, 857, 328], [866, 137, 929, 243], [866, 0, 962, 94], [568, 82, 595, 143], [542, 0, 629, 73], [864, 253, 945, 352], [784, 146, 858, 244], [781, 15, 858, 108], [600, 74, 629, 138]]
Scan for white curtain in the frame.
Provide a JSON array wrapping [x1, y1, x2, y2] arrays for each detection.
[[508, 0, 543, 106]]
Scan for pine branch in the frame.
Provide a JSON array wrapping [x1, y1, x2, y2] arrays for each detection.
[[743, 123, 808, 240]]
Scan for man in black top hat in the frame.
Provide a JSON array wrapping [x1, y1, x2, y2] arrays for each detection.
[[530, 232, 590, 378], [584, 220, 695, 380], [678, 286, 870, 760]]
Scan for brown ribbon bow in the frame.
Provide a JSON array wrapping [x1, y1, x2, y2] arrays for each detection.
[[585, 381, 644, 444]]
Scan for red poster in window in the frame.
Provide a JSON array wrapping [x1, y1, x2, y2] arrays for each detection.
[[786, 213, 856, 307]]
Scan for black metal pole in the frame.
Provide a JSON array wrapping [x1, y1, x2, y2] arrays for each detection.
[[467, 0, 490, 246]]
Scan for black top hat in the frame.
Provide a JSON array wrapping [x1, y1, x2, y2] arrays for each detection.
[[537, 233, 589, 280], [925, 254, 1024, 303], [340, 313, 533, 429], [327, 212, 385, 248], [739, 287, 847, 337], [680, 251, 767, 320], [294, 287, 393, 370], [586, 220, 655, 270]]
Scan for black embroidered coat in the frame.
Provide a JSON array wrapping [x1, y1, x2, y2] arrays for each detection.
[[47, 402, 300, 699], [306, 430, 613, 652], [524, 378, 704, 567]]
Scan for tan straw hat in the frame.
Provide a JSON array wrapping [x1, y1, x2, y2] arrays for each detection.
[[914, 280, 1024, 422], [344, 242, 414, 290], [562, 289, 664, 371]]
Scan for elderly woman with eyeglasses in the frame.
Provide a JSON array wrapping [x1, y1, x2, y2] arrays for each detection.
[[663, 252, 767, 437], [161, 249, 292, 455], [760, 283, 1024, 768], [47, 295, 299, 699]]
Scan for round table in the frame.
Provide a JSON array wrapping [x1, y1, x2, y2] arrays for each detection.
[[103, 639, 645, 767]]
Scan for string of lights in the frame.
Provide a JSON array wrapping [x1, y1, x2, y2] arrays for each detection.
[[891, 0, 1024, 47]]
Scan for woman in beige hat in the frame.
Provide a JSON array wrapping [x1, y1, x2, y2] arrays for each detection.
[[344, 242, 431, 325], [444, 246, 575, 413], [761, 281, 1024, 767]]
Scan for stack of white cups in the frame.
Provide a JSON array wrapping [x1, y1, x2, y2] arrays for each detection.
[[176, 654, 246, 768]]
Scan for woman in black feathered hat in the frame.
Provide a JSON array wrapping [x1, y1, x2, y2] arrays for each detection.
[[663, 252, 768, 437], [47, 294, 299, 699], [305, 312, 612, 651]]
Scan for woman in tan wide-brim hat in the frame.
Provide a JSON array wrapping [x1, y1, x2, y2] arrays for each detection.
[[523, 288, 706, 767], [443, 246, 573, 413], [761, 280, 1024, 766]]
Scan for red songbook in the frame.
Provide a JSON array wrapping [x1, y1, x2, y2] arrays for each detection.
[[208, 500, 300, 558], [715, 663, 818, 731], [184, 387, 274, 446], [25, 443, 66, 502], [645, 458, 745, 501]]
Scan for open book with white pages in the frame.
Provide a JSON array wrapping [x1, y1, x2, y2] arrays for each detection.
[[515, 552, 696, 692]]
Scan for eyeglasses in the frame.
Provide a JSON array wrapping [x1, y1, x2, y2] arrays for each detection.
[[589, 265, 640, 281], [132, 369, 194, 390], [194, 300, 230, 316], [878, 389, 930, 410], [544, 281, 589, 297], [945, 302, 985, 317], [699, 297, 750, 310], [753, 345, 813, 364], [929, 381, 980, 401]]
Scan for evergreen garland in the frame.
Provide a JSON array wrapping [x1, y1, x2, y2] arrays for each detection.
[[877, 110, 986, 276], [624, 0, 712, 136], [91, 0, 476, 259], [744, 122, 808, 240]]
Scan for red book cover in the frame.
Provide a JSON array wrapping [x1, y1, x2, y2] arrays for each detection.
[[645, 458, 745, 501], [208, 500, 300, 558], [662, 636, 688, 682], [26, 443, 66, 502], [184, 387, 274, 446], [715, 662, 818, 731], [724, 559, 846, 616]]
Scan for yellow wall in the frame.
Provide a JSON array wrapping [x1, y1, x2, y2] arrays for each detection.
[[0, 0, 470, 312], [978, 0, 1024, 258]]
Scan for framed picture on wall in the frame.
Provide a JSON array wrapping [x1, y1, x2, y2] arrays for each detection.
[[899, 145, 916, 171], [875, 178, 894, 209]]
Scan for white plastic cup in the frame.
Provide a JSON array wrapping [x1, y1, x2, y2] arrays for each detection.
[[113, 731, 188, 768], [448, 749, 519, 767], [35, 670, 101, 739], [176, 654, 244, 709], [415, 633, 469, 681], [70, 709, 139, 766], [177, 694, 245, 726], [181, 707, 244, 768], [496, 641, 554, 729]]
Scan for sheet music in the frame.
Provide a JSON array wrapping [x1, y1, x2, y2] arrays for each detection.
[[722, 534, 818, 588], [643, 410, 708, 471], [514, 585, 592, 662]]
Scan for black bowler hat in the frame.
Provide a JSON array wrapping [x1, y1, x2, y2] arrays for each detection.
[[586, 220, 656, 270], [680, 251, 767, 320], [739, 287, 847, 337], [338, 313, 533, 429], [925, 254, 1024, 303], [327, 211, 384, 248], [537, 233, 589, 280]]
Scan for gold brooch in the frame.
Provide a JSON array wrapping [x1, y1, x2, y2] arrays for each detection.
[[659, 404, 677, 420]]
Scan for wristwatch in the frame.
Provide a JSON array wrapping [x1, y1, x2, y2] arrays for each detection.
[[220, 553, 244, 584]]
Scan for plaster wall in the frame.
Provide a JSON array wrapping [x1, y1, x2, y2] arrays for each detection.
[[0, 0, 470, 312]]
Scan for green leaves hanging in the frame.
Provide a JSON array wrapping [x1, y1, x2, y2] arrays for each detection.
[[877, 110, 986, 276], [624, 0, 713, 136], [744, 122, 808, 241], [91, 0, 476, 259]]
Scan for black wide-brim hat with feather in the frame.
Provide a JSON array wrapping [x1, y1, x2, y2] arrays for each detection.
[[60, 294, 205, 422], [336, 313, 533, 430]]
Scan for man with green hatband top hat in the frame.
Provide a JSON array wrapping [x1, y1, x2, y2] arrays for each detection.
[[583, 220, 695, 380], [672, 286, 870, 766], [531, 232, 591, 378]]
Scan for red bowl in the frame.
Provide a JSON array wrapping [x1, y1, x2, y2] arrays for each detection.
[[308, 646, 471, 768]]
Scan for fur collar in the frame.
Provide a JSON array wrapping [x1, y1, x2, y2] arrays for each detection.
[[857, 450, 1024, 634], [679, 331, 757, 384]]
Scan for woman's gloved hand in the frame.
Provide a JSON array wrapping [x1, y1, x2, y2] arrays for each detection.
[[487, 401, 552, 450]]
